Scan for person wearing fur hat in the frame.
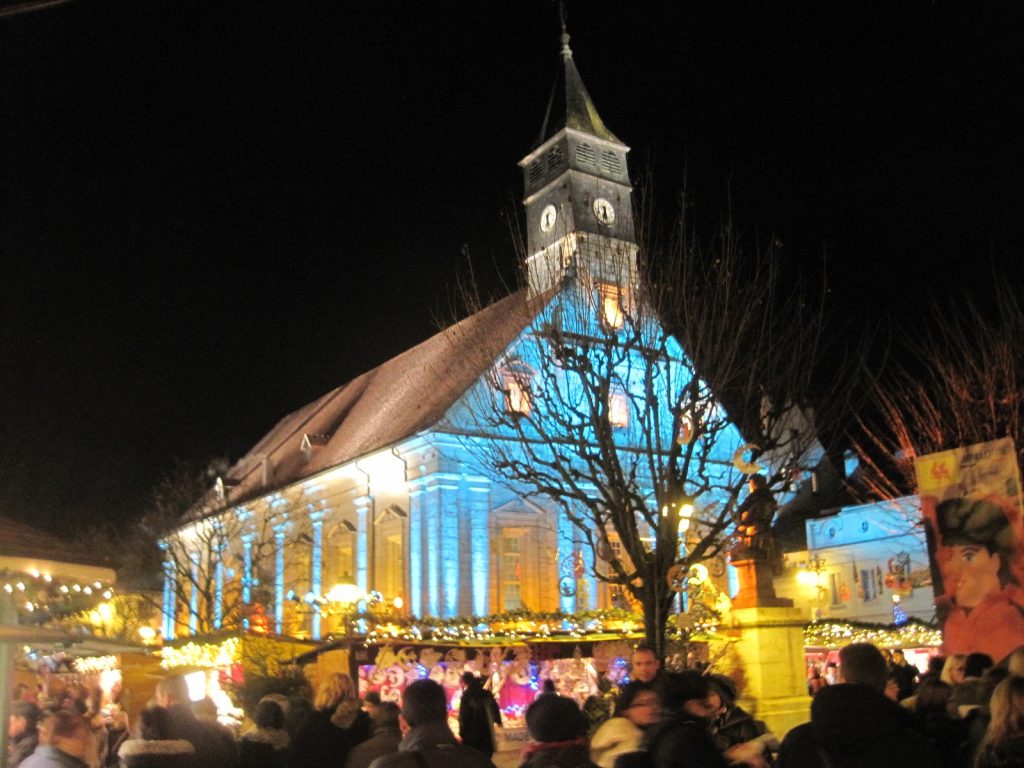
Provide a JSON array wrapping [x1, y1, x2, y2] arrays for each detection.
[[117, 707, 195, 768], [930, 497, 1024, 663], [520, 693, 595, 768]]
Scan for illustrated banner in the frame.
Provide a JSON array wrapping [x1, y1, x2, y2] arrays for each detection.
[[915, 437, 1024, 661]]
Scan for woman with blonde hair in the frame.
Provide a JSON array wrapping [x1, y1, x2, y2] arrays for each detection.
[[288, 674, 369, 768], [940, 654, 967, 685], [974, 677, 1024, 768]]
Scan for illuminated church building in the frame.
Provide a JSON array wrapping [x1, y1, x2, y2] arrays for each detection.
[[163, 34, 751, 643]]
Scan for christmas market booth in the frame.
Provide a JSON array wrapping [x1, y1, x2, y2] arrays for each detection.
[[802, 618, 943, 682]]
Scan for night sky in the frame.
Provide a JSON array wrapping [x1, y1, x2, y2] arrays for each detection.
[[2, 1, 1023, 532]]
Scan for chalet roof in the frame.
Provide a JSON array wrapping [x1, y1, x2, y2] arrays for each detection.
[[535, 31, 621, 148], [220, 289, 546, 504], [0, 516, 109, 567]]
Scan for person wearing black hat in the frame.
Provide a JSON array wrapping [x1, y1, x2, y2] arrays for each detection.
[[643, 672, 729, 768], [930, 497, 1024, 663], [519, 694, 594, 768]]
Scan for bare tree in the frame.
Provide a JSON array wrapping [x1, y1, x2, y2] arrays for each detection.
[[856, 280, 1024, 500], [449, 197, 853, 657]]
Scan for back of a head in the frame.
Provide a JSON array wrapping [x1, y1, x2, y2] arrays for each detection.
[[254, 699, 285, 730], [372, 702, 401, 731], [838, 643, 888, 691], [401, 679, 447, 728], [157, 675, 190, 707], [965, 653, 994, 679], [314, 673, 355, 711], [987, 677, 1024, 744], [656, 671, 710, 712], [45, 709, 90, 746], [941, 654, 967, 684], [1008, 646, 1024, 678], [525, 694, 587, 743], [461, 672, 483, 689], [138, 706, 175, 741], [914, 679, 952, 716], [11, 700, 42, 733]]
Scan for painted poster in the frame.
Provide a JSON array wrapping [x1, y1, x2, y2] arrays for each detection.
[[915, 437, 1024, 662]]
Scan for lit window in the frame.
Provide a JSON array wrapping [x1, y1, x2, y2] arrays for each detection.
[[609, 391, 629, 427], [598, 283, 631, 330], [504, 375, 532, 416], [499, 533, 523, 610]]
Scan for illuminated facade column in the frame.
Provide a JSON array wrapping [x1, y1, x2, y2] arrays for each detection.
[[161, 558, 176, 640], [214, 554, 224, 630], [467, 484, 490, 616], [354, 496, 371, 594], [425, 482, 441, 616], [581, 537, 598, 610], [188, 552, 200, 634], [274, 523, 287, 635], [557, 508, 576, 614], [309, 509, 326, 640], [408, 482, 425, 617], [240, 533, 254, 630], [439, 477, 461, 617]]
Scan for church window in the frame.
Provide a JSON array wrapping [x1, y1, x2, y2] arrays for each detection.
[[528, 160, 545, 189], [601, 150, 622, 176], [381, 533, 403, 607], [609, 390, 630, 428], [576, 143, 596, 167], [598, 282, 631, 330], [498, 532, 524, 610], [504, 373, 532, 416]]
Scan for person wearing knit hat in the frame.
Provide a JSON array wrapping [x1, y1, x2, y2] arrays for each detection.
[[930, 497, 1024, 662], [519, 695, 595, 768]]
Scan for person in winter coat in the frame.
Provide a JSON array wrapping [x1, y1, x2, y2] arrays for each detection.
[[117, 707, 195, 768], [519, 692, 594, 768], [346, 703, 402, 768], [705, 675, 776, 765], [643, 671, 729, 768], [458, 674, 502, 757], [8, 700, 42, 768], [288, 673, 370, 768], [368, 680, 494, 768], [155, 675, 237, 768], [22, 711, 94, 768], [777, 642, 940, 768], [240, 700, 289, 768], [974, 676, 1024, 768], [589, 683, 658, 768], [909, 680, 967, 768]]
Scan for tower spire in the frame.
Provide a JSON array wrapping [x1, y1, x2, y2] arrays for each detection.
[[559, 1, 572, 59]]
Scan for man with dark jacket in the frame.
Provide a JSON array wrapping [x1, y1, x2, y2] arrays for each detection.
[[155, 675, 237, 768], [457, 674, 501, 757], [778, 643, 940, 768], [368, 681, 494, 768]]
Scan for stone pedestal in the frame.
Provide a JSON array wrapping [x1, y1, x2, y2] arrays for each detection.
[[728, 604, 810, 738]]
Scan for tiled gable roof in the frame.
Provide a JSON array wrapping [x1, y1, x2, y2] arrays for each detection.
[[219, 289, 546, 504], [0, 516, 109, 567]]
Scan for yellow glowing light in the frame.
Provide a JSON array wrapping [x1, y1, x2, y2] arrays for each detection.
[[326, 582, 361, 605], [138, 626, 157, 642], [392, 596, 404, 610], [73, 656, 118, 674], [160, 638, 241, 670]]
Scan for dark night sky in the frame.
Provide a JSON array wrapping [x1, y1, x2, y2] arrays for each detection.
[[2, 1, 1023, 532]]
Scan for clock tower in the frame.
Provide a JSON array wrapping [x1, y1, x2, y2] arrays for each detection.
[[519, 29, 638, 298]]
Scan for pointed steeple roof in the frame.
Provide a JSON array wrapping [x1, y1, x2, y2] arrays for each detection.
[[535, 26, 621, 148]]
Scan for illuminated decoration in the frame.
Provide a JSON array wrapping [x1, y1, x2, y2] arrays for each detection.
[[676, 415, 695, 445], [731, 443, 763, 475], [161, 637, 241, 670], [0, 568, 115, 623], [72, 655, 118, 674], [892, 595, 908, 626], [803, 619, 942, 649]]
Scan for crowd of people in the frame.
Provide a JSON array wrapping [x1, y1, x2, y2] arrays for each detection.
[[8, 642, 1024, 768]]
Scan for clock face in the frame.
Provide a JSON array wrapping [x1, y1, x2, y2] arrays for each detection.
[[540, 204, 558, 233], [593, 197, 615, 224]]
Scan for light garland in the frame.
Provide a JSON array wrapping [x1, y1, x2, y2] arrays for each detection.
[[1, 569, 114, 620], [72, 655, 119, 674], [161, 637, 241, 670], [804, 619, 942, 649]]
